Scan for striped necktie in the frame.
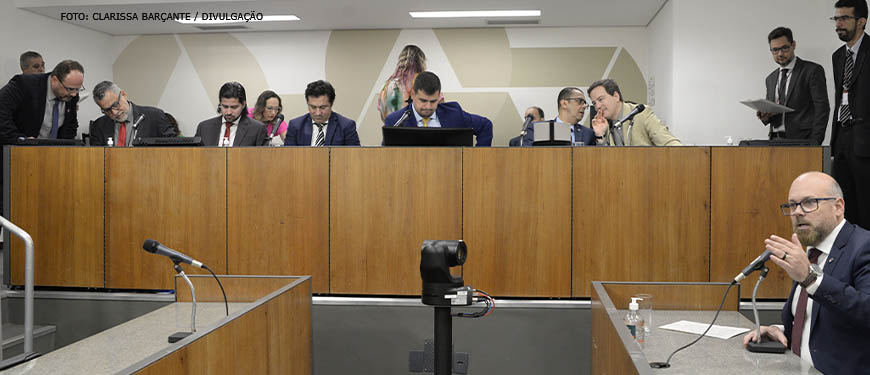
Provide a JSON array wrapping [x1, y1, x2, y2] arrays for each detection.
[[839, 48, 855, 123], [314, 123, 326, 147]]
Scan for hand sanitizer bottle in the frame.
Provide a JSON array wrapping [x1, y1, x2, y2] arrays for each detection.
[[625, 297, 645, 344], [107, 137, 114, 147]]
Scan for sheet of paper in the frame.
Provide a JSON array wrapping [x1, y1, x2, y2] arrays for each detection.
[[658, 320, 750, 340], [740, 99, 794, 113]]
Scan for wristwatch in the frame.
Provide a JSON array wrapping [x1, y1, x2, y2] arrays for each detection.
[[799, 264, 823, 289]]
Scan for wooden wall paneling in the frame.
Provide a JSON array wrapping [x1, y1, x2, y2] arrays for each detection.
[[462, 148, 572, 297], [710, 147, 822, 298], [106, 148, 227, 290], [226, 148, 329, 293], [573, 148, 711, 297], [329, 148, 462, 295], [9, 147, 104, 287], [601, 283, 739, 311]]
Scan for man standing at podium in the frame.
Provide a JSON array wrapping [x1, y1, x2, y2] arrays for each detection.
[[743, 172, 870, 374], [383, 71, 493, 146], [757, 27, 829, 145]]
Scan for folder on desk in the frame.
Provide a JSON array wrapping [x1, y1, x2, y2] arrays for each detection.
[[740, 99, 793, 114]]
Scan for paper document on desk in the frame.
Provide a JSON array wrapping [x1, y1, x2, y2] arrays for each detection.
[[659, 320, 750, 339], [740, 99, 794, 113]]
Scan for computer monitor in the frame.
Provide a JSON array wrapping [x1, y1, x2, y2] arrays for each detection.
[[737, 139, 815, 147], [382, 127, 473, 147]]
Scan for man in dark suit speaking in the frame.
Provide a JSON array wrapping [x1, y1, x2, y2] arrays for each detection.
[[757, 27, 830, 145], [195, 82, 267, 147], [0, 59, 84, 144], [743, 172, 870, 374], [89, 81, 177, 146], [383, 71, 493, 146], [284, 80, 360, 146]]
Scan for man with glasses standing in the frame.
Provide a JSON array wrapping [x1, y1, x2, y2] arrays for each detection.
[[0, 59, 84, 144], [89, 81, 177, 146], [831, 0, 870, 230], [743, 171, 870, 374], [588, 79, 681, 146], [757, 27, 829, 145], [518, 87, 596, 146]]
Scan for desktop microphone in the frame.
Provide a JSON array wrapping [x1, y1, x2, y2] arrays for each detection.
[[733, 249, 773, 283], [519, 114, 534, 136], [392, 109, 412, 127], [131, 114, 145, 130], [270, 114, 284, 137], [142, 239, 204, 268], [613, 104, 645, 127]]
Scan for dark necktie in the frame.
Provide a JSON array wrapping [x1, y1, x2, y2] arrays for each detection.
[[223, 122, 232, 146], [49, 99, 60, 139], [791, 247, 822, 356], [840, 49, 855, 123], [777, 68, 789, 105], [118, 122, 127, 147], [611, 123, 625, 146], [314, 123, 326, 147]]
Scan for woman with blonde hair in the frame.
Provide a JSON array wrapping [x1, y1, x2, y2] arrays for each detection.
[[378, 45, 427, 121]]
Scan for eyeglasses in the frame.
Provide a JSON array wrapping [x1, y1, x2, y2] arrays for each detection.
[[264, 105, 282, 112], [830, 15, 860, 22], [57, 78, 84, 94], [100, 97, 122, 114], [780, 197, 837, 215], [770, 45, 792, 54], [567, 97, 587, 107]]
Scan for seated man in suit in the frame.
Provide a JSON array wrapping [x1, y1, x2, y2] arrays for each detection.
[[509, 106, 544, 146], [284, 80, 360, 146], [589, 79, 681, 146], [519, 88, 597, 146], [743, 171, 870, 374], [195, 82, 268, 147], [89, 81, 177, 146], [383, 71, 493, 146], [0, 59, 84, 144]]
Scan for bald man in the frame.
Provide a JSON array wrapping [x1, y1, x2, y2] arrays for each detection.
[[742, 172, 870, 373]]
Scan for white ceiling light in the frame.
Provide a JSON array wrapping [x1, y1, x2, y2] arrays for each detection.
[[409, 10, 541, 18], [176, 15, 300, 25]]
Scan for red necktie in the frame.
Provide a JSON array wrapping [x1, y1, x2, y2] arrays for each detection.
[[791, 248, 822, 356], [223, 122, 232, 146], [118, 122, 127, 147]]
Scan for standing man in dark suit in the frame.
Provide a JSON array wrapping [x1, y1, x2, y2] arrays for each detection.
[[89, 81, 177, 146], [0, 60, 84, 144], [284, 80, 360, 146], [757, 27, 830, 145], [831, 0, 870, 230], [743, 172, 870, 374], [195, 82, 268, 147], [383, 71, 493, 146]]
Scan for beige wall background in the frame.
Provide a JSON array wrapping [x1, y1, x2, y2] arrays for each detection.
[[108, 27, 649, 146]]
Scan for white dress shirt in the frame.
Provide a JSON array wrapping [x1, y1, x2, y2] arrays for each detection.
[[412, 105, 441, 128], [773, 57, 796, 132], [38, 76, 65, 139], [219, 116, 240, 147], [310, 119, 329, 146]]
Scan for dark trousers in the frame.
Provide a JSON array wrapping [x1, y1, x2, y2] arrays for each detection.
[[833, 125, 870, 230]]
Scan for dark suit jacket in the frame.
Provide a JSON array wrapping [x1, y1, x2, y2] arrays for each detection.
[[781, 221, 870, 374], [764, 57, 830, 145], [194, 115, 268, 146], [517, 119, 596, 146], [832, 33, 870, 157], [383, 102, 493, 146], [0, 73, 79, 144], [89, 102, 177, 146], [283, 111, 361, 146]]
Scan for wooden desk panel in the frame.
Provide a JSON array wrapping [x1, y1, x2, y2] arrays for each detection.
[[462, 148, 572, 297], [602, 282, 739, 311], [9, 147, 104, 287], [710, 147, 822, 298], [329, 148, 462, 295], [573, 148, 711, 297], [227, 148, 329, 293], [105, 148, 227, 290]]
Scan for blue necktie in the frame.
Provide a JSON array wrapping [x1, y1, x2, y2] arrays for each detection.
[[49, 99, 60, 139]]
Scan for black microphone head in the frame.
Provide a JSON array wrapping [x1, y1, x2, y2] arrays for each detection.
[[143, 239, 159, 253], [275, 113, 284, 123], [636, 104, 645, 112], [525, 114, 534, 121]]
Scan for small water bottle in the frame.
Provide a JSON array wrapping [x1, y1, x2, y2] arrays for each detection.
[[625, 297, 645, 345], [107, 137, 114, 147], [222, 137, 230, 147], [725, 136, 734, 146]]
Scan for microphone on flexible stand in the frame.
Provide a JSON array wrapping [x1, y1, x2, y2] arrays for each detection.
[[613, 104, 645, 128], [392, 109, 412, 127], [269, 114, 285, 137], [733, 249, 772, 283], [518, 114, 534, 147]]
